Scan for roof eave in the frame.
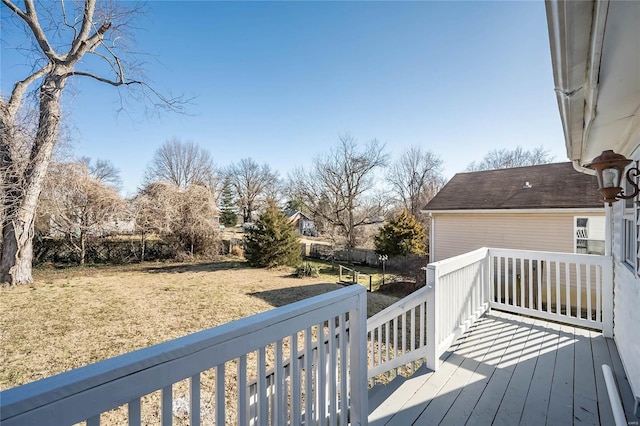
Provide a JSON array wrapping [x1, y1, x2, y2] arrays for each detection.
[[422, 207, 605, 215]]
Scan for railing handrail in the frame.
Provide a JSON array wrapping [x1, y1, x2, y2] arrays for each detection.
[[488, 247, 611, 264], [1, 285, 368, 425], [366, 248, 490, 332], [430, 247, 489, 276], [367, 285, 429, 329]]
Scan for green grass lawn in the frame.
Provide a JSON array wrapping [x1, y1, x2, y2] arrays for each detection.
[[301, 259, 399, 291]]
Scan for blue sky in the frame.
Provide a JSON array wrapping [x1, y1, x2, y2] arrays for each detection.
[[1, 1, 566, 196]]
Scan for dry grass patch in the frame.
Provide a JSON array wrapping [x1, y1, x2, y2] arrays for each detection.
[[1, 259, 397, 393]]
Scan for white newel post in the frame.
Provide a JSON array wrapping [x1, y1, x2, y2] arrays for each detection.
[[426, 264, 439, 371], [349, 291, 369, 425], [484, 249, 492, 313], [602, 256, 614, 338]]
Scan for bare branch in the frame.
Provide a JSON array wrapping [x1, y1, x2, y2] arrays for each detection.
[[63, 20, 111, 65], [5, 64, 52, 117], [143, 139, 215, 189], [59, 0, 79, 39], [466, 145, 555, 171], [3, 0, 62, 62], [67, 0, 96, 57]]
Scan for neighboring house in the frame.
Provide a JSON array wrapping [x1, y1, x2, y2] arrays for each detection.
[[423, 162, 605, 262], [285, 210, 317, 236], [547, 0, 640, 404]]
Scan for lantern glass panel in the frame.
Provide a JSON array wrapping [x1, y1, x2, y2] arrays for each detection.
[[601, 167, 619, 188]]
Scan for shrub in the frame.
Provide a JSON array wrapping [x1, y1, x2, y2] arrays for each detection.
[[33, 237, 177, 265], [295, 262, 320, 278], [375, 210, 427, 256], [243, 201, 301, 268], [230, 245, 244, 257]]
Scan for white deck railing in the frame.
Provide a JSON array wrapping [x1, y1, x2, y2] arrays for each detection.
[[367, 284, 429, 381], [0, 286, 368, 426], [367, 247, 613, 378], [489, 248, 612, 333], [426, 248, 492, 370]]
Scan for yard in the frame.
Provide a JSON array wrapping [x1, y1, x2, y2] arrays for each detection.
[[0, 258, 399, 423]]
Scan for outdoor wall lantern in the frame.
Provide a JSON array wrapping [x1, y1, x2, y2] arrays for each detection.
[[586, 150, 640, 205]]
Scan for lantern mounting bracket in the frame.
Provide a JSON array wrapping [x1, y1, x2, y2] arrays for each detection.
[[586, 150, 640, 206]]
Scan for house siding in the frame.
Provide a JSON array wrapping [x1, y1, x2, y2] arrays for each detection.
[[431, 212, 601, 262], [432, 212, 606, 311], [611, 147, 640, 398]]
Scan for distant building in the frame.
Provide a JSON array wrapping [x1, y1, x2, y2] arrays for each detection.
[[423, 162, 605, 262], [285, 211, 317, 236]]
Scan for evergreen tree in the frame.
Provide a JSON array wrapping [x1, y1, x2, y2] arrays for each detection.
[[244, 201, 301, 267], [375, 210, 427, 256], [219, 180, 238, 227], [284, 198, 305, 213]]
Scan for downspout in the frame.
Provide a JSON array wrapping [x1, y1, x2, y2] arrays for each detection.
[[572, 160, 596, 176]]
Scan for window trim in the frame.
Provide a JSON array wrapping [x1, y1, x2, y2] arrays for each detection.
[[621, 161, 639, 274]]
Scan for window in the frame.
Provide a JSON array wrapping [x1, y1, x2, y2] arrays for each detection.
[[575, 216, 605, 255], [621, 161, 639, 273]]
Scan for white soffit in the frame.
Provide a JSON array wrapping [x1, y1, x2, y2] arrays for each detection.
[[546, 0, 640, 166], [585, 1, 640, 162]]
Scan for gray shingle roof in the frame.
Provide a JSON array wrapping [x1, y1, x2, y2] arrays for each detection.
[[423, 162, 604, 211]]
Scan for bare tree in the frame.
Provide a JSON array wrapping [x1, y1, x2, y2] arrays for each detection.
[[466, 146, 555, 171], [133, 182, 176, 262], [135, 182, 218, 257], [387, 146, 445, 216], [289, 134, 388, 258], [226, 158, 279, 223], [39, 161, 125, 265], [144, 138, 216, 189], [1, 0, 182, 284], [79, 157, 122, 189]]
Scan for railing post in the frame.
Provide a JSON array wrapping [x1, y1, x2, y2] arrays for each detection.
[[484, 248, 492, 313], [602, 256, 614, 337], [426, 264, 439, 371], [339, 265, 343, 282], [349, 289, 369, 425]]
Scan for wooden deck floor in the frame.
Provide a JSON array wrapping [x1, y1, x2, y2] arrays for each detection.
[[368, 310, 637, 426]]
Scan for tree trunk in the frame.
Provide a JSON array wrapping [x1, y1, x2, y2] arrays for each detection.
[[79, 231, 86, 266], [1, 219, 34, 284], [140, 231, 146, 263], [1, 73, 65, 284]]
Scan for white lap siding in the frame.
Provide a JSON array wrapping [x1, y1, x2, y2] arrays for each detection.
[[431, 212, 597, 262]]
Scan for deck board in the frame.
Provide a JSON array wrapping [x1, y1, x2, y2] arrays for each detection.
[[492, 318, 548, 426], [368, 311, 636, 426], [465, 314, 536, 426], [545, 323, 575, 426], [438, 317, 518, 426], [573, 326, 599, 425], [519, 319, 559, 426], [413, 317, 506, 426]]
